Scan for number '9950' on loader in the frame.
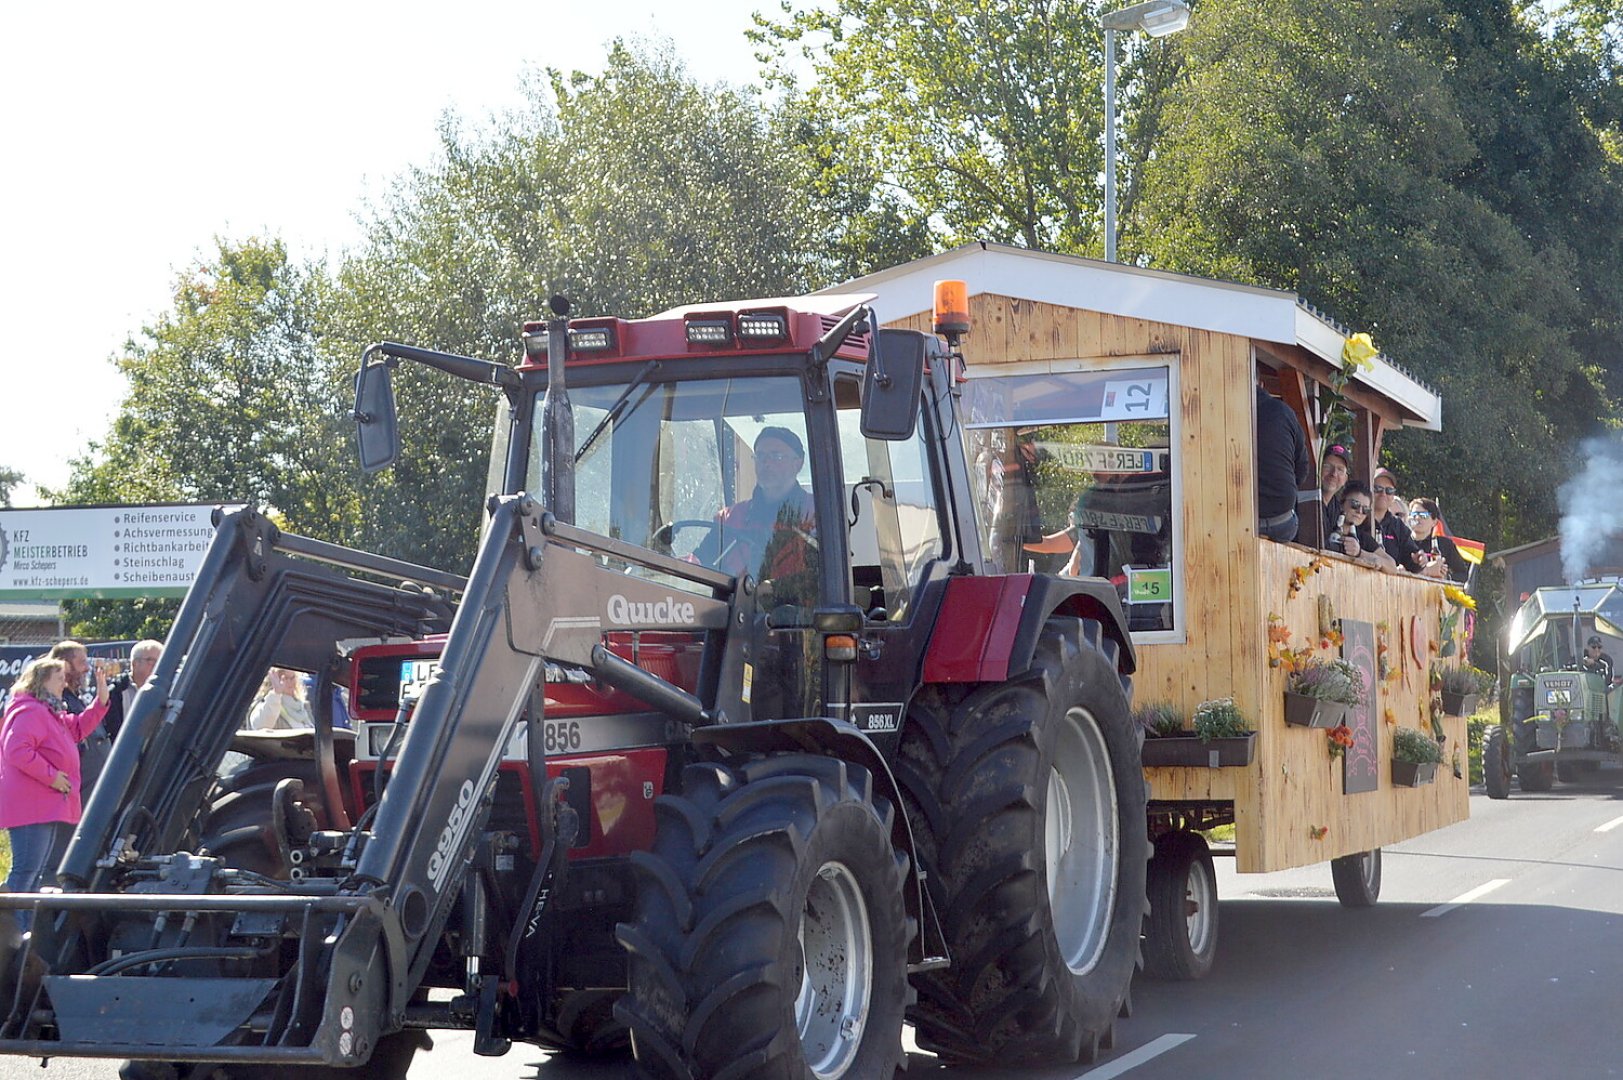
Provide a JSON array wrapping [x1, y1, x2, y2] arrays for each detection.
[[0, 286, 1148, 1078]]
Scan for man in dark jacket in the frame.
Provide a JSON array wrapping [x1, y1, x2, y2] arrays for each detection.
[[1256, 384, 1312, 542], [102, 639, 162, 743], [1371, 467, 1424, 572]]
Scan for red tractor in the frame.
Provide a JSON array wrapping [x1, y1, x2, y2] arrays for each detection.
[[0, 286, 1146, 1078]]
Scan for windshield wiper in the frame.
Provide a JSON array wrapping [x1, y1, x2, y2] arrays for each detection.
[[574, 360, 661, 464]]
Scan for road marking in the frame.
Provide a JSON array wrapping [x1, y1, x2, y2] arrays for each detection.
[[1077, 1033, 1196, 1078], [1422, 878, 1510, 918], [1594, 814, 1623, 833]]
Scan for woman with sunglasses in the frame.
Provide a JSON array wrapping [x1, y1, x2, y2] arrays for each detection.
[[1408, 497, 1469, 581], [1327, 480, 1396, 569]]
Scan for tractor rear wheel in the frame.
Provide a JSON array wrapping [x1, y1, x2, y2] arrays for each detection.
[[1483, 725, 1512, 799], [1142, 832, 1218, 981], [896, 617, 1147, 1066], [616, 754, 913, 1079]]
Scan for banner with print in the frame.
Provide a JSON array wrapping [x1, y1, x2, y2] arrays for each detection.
[[0, 504, 243, 600]]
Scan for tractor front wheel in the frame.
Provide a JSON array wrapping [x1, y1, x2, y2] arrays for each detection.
[[1483, 725, 1512, 799], [616, 754, 913, 1079]]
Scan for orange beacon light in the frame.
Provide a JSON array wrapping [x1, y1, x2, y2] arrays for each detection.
[[933, 280, 970, 340]]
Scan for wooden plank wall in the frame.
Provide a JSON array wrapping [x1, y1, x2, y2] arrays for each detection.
[[890, 292, 1468, 873]]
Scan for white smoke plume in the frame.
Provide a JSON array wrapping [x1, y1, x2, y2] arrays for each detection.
[[1559, 434, 1623, 582]]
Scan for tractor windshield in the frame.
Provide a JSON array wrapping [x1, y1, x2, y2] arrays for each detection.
[[524, 373, 817, 600]]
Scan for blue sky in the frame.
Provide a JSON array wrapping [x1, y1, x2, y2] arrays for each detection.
[[1, 0, 772, 500]]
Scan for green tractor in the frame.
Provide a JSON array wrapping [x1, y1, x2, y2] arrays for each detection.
[[1485, 582, 1623, 797]]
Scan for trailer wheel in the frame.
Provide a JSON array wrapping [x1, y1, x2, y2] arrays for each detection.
[[896, 617, 1147, 1066], [616, 755, 913, 1079], [1517, 759, 1555, 793], [1330, 849, 1381, 908], [1142, 832, 1218, 981], [1483, 725, 1512, 799]]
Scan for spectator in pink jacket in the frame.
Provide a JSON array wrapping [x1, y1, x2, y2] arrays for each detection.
[[1, 657, 109, 927]]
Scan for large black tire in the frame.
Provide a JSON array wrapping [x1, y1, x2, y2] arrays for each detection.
[[1142, 832, 1218, 981], [1518, 758, 1555, 793], [1483, 725, 1512, 799], [615, 754, 914, 1079], [896, 617, 1147, 1066], [199, 761, 330, 878], [1330, 849, 1381, 908]]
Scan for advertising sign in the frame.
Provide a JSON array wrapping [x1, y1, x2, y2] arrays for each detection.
[[0, 504, 241, 600]]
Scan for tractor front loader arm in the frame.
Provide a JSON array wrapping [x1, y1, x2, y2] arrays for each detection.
[[0, 496, 744, 1070]]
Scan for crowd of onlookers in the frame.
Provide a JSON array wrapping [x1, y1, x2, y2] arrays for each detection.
[[1317, 447, 1470, 582], [0, 641, 351, 928], [1255, 383, 1470, 583]]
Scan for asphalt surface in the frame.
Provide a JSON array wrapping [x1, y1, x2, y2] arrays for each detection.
[[9, 778, 1623, 1079]]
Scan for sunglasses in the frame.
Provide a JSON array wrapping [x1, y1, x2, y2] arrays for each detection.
[[1409, 510, 1431, 520], [1346, 502, 1370, 513], [1373, 485, 1396, 495]]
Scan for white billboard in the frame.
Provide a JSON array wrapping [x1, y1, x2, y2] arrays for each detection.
[[0, 504, 244, 600]]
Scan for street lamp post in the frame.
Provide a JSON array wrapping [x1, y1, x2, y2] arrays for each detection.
[[1101, 0, 1191, 263]]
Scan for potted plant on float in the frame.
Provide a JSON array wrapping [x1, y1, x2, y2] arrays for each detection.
[[1284, 657, 1365, 728], [1437, 664, 1490, 717], [1391, 725, 1444, 787], [1138, 699, 1256, 768]]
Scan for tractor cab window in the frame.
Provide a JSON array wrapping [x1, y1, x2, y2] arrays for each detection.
[[526, 374, 818, 605], [958, 363, 1181, 639], [835, 379, 944, 622]]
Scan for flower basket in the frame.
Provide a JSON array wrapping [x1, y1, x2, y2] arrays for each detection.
[[1283, 690, 1348, 729], [1142, 732, 1257, 769], [1391, 759, 1438, 787], [1440, 691, 1479, 717]]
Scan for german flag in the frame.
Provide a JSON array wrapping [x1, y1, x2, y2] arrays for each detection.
[[1451, 535, 1485, 565]]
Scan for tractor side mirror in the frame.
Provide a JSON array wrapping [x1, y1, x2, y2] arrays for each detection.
[[354, 356, 400, 474], [860, 327, 926, 441]]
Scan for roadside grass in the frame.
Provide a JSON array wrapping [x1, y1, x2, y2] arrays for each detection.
[[0, 830, 8, 880], [1466, 707, 1494, 786]]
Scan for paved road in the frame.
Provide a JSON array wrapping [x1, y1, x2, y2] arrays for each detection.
[[10, 781, 1623, 1079]]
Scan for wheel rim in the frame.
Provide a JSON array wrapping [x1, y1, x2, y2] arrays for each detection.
[[794, 861, 872, 1078], [1183, 855, 1216, 958], [1045, 706, 1119, 975]]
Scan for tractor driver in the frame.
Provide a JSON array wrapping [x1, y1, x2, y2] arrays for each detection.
[[694, 426, 818, 598], [1582, 635, 1617, 686]]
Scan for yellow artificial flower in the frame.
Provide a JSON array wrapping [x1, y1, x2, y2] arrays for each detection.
[[1341, 332, 1378, 372], [1443, 584, 1476, 610]]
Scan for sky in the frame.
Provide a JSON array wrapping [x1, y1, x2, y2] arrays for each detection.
[[0, 1, 773, 502]]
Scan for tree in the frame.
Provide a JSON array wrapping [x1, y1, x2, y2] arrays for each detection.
[[753, 0, 1180, 256], [0, 467, 23, 506], [1133, 0, 1622, 548]]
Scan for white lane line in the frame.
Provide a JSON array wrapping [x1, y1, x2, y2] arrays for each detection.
[[1422, 878, 1511, 918], [1594, 813, 1623, 833], [1076, 1033, 1196, 1078]]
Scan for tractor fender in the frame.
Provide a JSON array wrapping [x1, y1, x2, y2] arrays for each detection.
[[689, 717, 947, 971], [922, 573, 1135, 684]]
